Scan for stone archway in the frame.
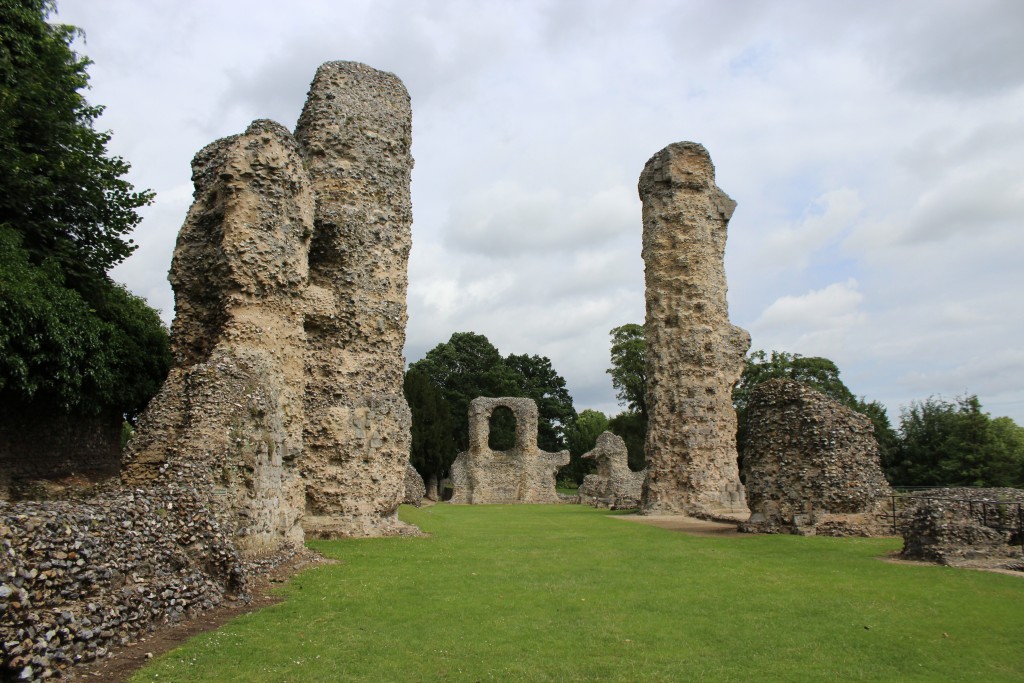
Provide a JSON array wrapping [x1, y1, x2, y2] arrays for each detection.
[[449, 397, 568, 504]]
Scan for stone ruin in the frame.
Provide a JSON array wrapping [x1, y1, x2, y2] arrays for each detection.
[[404, 462, 426, 507], [577, 431, 645, 509], [740, 379, 893, 536], [124, 60, 416, 551], [2, 61, 418, 681], [639, 142, 750, 519], [449, 398, 569, 504], [898, 488, 1024, 568], [122, 119, 311, 556], [296, 62, 414, 539]]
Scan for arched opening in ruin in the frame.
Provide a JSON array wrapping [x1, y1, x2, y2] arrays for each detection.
[[488, 406, 517, 451]]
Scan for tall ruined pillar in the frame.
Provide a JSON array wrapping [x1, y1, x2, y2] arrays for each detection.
[[122, 119, 312, 556], [295, 62, 414, 536], [639, 142, 750, 518]]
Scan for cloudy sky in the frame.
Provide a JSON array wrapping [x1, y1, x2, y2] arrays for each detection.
[[55, 0, 1024, 424]]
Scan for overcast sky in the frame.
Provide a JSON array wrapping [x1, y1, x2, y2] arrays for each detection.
[[55, 0, 1024, 424]]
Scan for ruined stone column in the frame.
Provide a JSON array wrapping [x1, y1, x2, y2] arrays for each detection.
[[123, 119, 312, 556], [294, 61, 415, 536], [639, 142, 750, 518]]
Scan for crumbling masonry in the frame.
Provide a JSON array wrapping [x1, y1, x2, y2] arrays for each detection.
[[449, 398, 569, 504], [296, 62, 414, 538], [577, 431, 644, 509], [740, 379, 893, 536], [639, 142, 750, 518], [123, 62, 415, 549]]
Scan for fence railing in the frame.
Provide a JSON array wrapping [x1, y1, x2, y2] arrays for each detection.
[[887, 491, 1024, 552]]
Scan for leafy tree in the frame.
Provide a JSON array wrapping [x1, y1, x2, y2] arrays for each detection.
[[1, 0, 153, 285], [0, 1, 168, 422], [606, 324, 646, 419], [408, 332, 575, 454], [403, 367, 457, 495], [605, 324, 649, 471], [889, 395, 1024, 487], [505, 353, 576, 452], [560, 409, 609, 485], [408, 332, 520, 451]]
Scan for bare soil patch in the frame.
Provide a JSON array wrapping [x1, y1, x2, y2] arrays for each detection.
[[614, 513, 747, 537]]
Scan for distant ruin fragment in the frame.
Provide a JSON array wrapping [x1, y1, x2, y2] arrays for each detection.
[[295, 61, 414, 538], [639, 142, 750, 518], [578, 431, 644, 509], [123, 61, 416, 550], [404, 461, 426, 507], [449, 397, 569, 504], [740, 379, 892, 536]]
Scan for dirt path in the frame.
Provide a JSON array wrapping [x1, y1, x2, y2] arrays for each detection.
[[613, 513, 747, 537]]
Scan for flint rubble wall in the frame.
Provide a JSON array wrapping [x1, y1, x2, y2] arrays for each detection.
[[899, 488, 1024, 566], [0, 484, 248, 681], [740, 379, 892, 536]]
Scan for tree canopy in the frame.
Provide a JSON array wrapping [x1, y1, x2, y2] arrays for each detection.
[[560, 408, 608, 484], [403, 367, 457, 492], [606, 323, 646, 419], [407, 332, 576, 457], [0, 0, 169, 419], [888, 395, 1024, 488]]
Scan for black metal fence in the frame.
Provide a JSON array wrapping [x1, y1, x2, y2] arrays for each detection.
[[887, 489, 1024, 552]]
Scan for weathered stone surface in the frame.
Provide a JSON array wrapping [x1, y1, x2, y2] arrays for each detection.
[[450, 398, 569, 504], [122, 119, 312, 556], [0, 484, 246, 682], [403, 462, 425, 507], [899, 488, 1024, 565], [578, 432, 645, 509], [295, 61, 414, 537], [639, 142, 750, 518], [739, 379, 893, 536]]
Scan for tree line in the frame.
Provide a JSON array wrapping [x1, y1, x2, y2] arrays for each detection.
[[406, 324, 1024, 492], [603, 324, 1024, 489], [1, 0, 171, 426]]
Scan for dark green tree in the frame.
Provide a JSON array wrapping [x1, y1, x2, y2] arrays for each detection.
[[0, 0, 169, 422], [605, 324, 648, 471], [408, 332, 520, 451], [408, 333, 575, 455], [505, 353, 576, 452], [1, 0, 153, 284], [606, 323, 646, 419], [403, 367, 457, 495], [560, 408, 609, 485], [889, 395, 1024, 487]]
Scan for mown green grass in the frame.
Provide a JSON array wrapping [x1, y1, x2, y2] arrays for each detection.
[[131, 505, 1024, 682]]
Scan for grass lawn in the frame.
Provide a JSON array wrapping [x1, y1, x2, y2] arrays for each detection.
[[131, 504, 1024, 682]]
